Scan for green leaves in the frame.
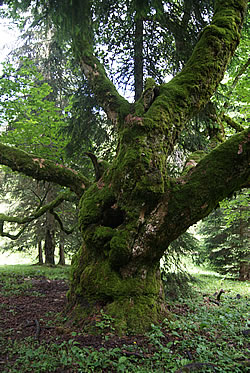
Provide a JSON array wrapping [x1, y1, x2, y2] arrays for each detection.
[[0, 57, 68, 161]]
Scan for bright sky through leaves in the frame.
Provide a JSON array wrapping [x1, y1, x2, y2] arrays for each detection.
[[0, 18, 20, 71]]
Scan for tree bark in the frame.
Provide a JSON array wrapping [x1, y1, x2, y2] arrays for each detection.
[[44, 225, 55, 265], [239, 261, 250, 281], [44, 186, 56, 265], [58, 235, 66, 266], [37, 239, 43, 265], [0, 143, 89, 197]]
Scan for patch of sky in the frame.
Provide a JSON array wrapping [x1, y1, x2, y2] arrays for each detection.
[[0, 18, 21, 71]]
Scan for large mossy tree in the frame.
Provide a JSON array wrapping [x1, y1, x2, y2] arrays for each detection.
[[0, 0, 249, 333]]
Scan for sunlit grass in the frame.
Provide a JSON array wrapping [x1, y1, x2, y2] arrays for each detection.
[[193, 272, 249, 297], [0, 263, 70, 280], [183, 260, 249, 297]]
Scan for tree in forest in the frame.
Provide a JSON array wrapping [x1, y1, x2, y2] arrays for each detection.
[[94, 0, 214, 98], [0, 25, 104, 263], [198, 190, 250, 279], [0, 55, 84, 264], [0, 0, 249, 333], [0, 168, 80, 264]]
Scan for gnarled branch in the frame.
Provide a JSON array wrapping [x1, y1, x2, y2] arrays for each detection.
[[146, 0, 247, 148], [169, 127, 250, 238], [0, 143, 90, 196], [79, 55, 131, 125], [137, 128, 250, 262]]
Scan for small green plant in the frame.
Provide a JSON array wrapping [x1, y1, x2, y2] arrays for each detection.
[[95, 309, 115, 334], [0, 273, 32, 296]]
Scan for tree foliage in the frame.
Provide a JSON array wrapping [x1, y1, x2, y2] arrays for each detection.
[[199, 190, 250, 278], [0, 57, 68, 160]]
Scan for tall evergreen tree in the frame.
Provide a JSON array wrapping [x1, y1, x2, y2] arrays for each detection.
[[199, 190, 250, 279]]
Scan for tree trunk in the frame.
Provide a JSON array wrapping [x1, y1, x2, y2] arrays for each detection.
[[68, 244, 166, 334], [44, 224, 55, 265], [44, 186, 56, 265], [67, 121, 249, 334], [37, 239, 43, 265], [58, 235, 66, 266], [239, 261, 250, 281]]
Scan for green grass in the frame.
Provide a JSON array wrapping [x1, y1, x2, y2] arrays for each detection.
[[194, 272, 249, 295], [0, 263, 70, 280], [0, 264, 249, 372], [0, 264, 70, 296]]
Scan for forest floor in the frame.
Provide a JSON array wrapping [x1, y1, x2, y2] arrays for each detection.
[[0, 265, 249, 372]]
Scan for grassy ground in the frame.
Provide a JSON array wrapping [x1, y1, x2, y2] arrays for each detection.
[[0, 264, 249, 372]]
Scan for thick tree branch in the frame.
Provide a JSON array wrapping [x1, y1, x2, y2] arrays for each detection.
[[79, 55, 131, 125], [146, 0, 247, 146], [70, 1, 131, 125], [0, 143, 90, 196], [136, 128, 249, 262], [0, 190, 75, 239], [168, 127, 250, 239]]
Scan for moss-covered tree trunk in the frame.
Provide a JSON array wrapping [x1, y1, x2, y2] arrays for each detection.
[[67, 143, 169, 332], [67, 116, 249, 332], [66, 0, 248, 333]]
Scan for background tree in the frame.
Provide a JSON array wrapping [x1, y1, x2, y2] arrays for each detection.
[[0, 56, 80, 264], [198, 190, 250, 279], [94, 0, 214, 95]]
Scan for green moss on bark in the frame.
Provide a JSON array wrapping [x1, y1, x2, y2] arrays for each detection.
[[109, 231, 131, 268], [106, 295, 164, 334], [68, 254, 166, 333]]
